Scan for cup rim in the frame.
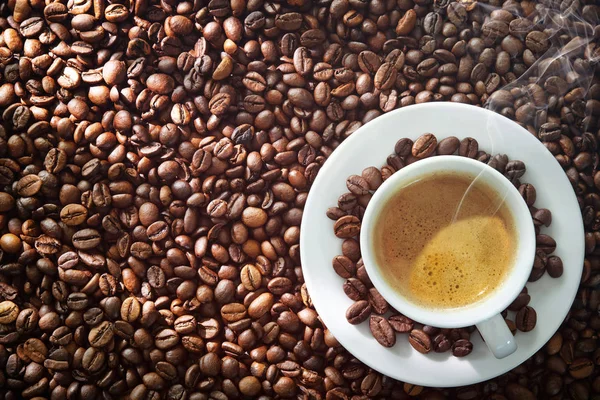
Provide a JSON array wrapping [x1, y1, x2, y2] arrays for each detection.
[[360, 155, 536, 328]]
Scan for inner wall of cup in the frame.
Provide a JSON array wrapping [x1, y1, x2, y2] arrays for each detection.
[[368, 164, 523, 313]]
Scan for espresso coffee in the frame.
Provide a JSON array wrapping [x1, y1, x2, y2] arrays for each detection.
[[373, 171, 517, 310]]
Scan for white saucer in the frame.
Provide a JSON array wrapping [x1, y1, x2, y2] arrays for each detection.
[[300, 103, 584, 388]]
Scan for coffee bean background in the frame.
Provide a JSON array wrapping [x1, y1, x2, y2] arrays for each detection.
[[0, 0, 598, 398], [331, 133, 560, 356]]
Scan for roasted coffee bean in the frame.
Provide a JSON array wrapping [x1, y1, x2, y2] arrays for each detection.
[[537, 234, 557, 254], [452, 339, 473, 357], [437, 136, 460, 155], [88, 321, 114, 347], [121, 297, 141, 322], [388, 315, 414, 333], [408, 329, 431, 354], [0, 301, 19, 324], [60, 204, 88, 226], [516, 306, 537, 332], [508, 292, 531, 311], [547, 256, 564, 278], [569, 358, 594, 379], [395, 138, 413, 157], [16, 175, 42, 196], [367, 288, 388, 315], [433, 334, 452, 353], [526, 31, 549, 53], [332, 255, 356, 279], [412, 134, 437, 159], [343, 278, 367, 301], [519, 183, 537, 206], [346, 175, 370, 196], [396, 9, 417, 35], [458, 137, 478, 158], [374, 63, 397, 90], [369, 315, 396, 347], [533, 208, 552, 227], [540, 123, 561, 142], [333, 216, 361, 238], [362, 167, 383, 190], [346, 300, 371, 325], [505, 160, 526, 180], [72, 229, 102, 250]]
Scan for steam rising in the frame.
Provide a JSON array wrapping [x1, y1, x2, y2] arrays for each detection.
[[452, 0, 598, 223]]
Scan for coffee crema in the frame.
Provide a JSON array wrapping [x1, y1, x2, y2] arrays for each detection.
[[373, 171, 517, 310]]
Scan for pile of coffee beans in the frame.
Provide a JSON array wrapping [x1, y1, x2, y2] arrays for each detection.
[[0, 0, 597, 397], [328, 133, 561, 355]]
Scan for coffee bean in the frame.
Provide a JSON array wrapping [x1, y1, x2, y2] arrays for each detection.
[[16, 174, 42, 196], [537, 234, 557, 253], [539, 122, 561, 142], [423, 12, 443, 35], [239, 264, 261, 291], [374, 63, 397, 90], [396, 9, 417, 35], [547, 256, 564, 278], [432, 334, 452, 353], [482, 20, 509, 42], [156, 329, 180, 350], [358, 51, 381, 75], [88, 321, 114, 347], [508, 292, 531, 311], [459, 137, 478, 158], [23, 338, 47, 363], [526, 31, 549, 53], [346, 175, 370, 196], [343, 278, 367, 301], [452, 339, 473, 357], [332, 255, 356, 279], [59, 204, 88, 226], [147, 221, 169, 241], [293, 47, 313, 76], [243, 72, 267, 92], [0, 301, 19, 324], [221, 303, 248, 323], [0, 193, 15, 212], [367, 288, 388, 315], [35, 235, 61, 255], [516, 306, 537, 332], [388, 315, 414, 333], [412, 133, 438, 158], [121, 297, 141, 322], [569, 358, 594, 379], [408, 329, 431, 354], [146, 73, 175, 94], [369, 315, 396, 347], [346, 300, 371, 325], [519, 183, 537, 206], [333, 215, 360, 238], [72, 228, 102, 250], [275, 13, 302, 31], [248, 293, 274, 319], [394, 138, 413, 157], [532, 208, 552, 227], [505, 160, 526, 180], [437, 136, 460, 155], [505, 383, 536, 400], [361, 167, 383, 190]]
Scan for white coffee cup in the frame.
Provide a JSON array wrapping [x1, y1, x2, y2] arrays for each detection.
[[360, 155, 536, 359]]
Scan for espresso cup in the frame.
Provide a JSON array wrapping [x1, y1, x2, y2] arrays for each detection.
[[360, 156, 536, 359]]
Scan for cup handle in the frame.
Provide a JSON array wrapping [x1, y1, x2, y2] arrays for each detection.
[[476, 313, 517, 359]]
